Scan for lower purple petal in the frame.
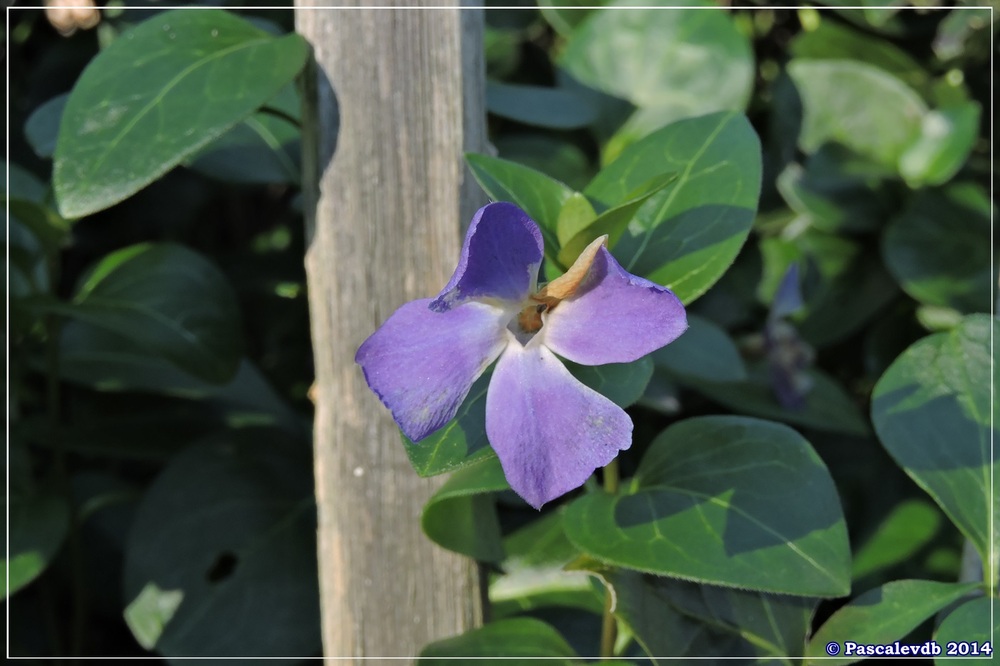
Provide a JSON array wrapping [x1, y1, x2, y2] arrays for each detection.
[[542, 246, 687, 365], [485, 342, 631, 509], [356, 299, 508, 441]]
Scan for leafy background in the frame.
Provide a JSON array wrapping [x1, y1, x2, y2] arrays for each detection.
[[5, 2, 995, 662]]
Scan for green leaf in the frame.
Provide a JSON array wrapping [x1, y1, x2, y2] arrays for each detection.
[[8, 215, 51, 303], [537, 0, 603, 37], [466, 152, 576, 258], [555, 192, 597, 248], [566, 356, 654, 409], [24, 93, 68, 159], [596, 569, 758, 663], [492, 511, 603, 618], [674, 363, 870, 437], [790, 18, 929, 94], [559, 3, 753, 128], [934, 597, 995, 664], [564, 416, 851, 597], [6, 161, 47, 203], [402, 371, 497, 477], [486, 80, 599, 130], [871, 315, 996, 578], [646, 575, 818, 659], [6, 494, 70, 598], [124, 583, 185, 650], [584, 111, 762, 303], [8, 197, 72, 256], [53, 9, 309, 217], [805, 580, 980, 665], [57, 321, 300, 431], [883, 184, 993, 313], [418, 617, 578, 665], [40, 243, 243, 384], [493, 135, 593, 193], [184, 84, 301, 185], [421, 457, 507, 563], [122, 437, 320, 659], [933, 7, 993, 62], [899, 102, 980, 187], [787, 59, 927, 170], [851, 499, 942, 580], [651, 313, 747, 383], [556, 171, 677, 268]]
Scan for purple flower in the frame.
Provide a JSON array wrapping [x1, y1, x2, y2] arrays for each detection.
[[355, 202, 687, 508]]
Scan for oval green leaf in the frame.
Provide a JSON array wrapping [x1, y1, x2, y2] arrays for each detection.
[[53, 9, 309, 217], [851, 499, 942, 580], [6, 493, 70, 598], [486, 80, 599, 129], [805, 579, 981, 665], [786, 59, 927, 170], [566, 355, 654, 409], [651, 313, 747, 383], [418, 617, 578, 665], [584, 111, 762, 303], [883, 184, 994, 313], [559, 3, 753, 124], [934, 597, 995, 665], [43, 243, 243, 383], [564, 416, 851, 597], [123, 436, 320, 658], [466, 152, 576, 258], [672, 363, 870, 437], [421, 456, 507, 564], [871, 314, 997, 574], [402, 371, 497, 477], [899, 102, 980, 187]]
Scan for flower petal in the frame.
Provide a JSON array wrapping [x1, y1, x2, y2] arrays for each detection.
[[430, 202, 544, 312], [356, 299, 508, 441], [486, 342, 631, 509], [542, 246, 687, 365]]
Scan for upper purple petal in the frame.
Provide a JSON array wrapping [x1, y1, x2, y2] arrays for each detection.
[[356, 298, 508, 441], [430, 202, 544, 312], [542, 246, 687, 365], [485, 342, 632, 509]]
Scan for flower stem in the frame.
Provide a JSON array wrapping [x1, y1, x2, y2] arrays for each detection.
[[603, 458, 620, 495], [599, 458, 620, 659]]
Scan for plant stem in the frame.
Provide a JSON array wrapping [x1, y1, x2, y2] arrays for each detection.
[[599, 459, 620, 659], [603, 458, 619, 495]]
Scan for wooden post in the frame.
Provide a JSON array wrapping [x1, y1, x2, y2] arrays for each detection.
[[295, 3, 487, 661]]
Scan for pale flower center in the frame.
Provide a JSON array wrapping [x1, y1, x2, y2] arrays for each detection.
[[506, 234, 608, 344]]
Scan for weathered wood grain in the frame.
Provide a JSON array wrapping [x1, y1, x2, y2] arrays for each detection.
[[296, 3, 487, 661]]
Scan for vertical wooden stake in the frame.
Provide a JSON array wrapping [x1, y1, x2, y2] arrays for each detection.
[[295, 3, 487, 660]]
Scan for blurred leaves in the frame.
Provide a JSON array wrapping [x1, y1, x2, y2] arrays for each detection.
[[559, 2, 753, 158], [883, 183, 993, 313], [6, 494, 70, 598], [787, 59, 926, 171]]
